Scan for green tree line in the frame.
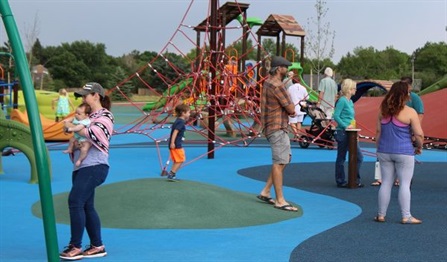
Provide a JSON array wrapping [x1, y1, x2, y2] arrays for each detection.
[[0, 39, 445, 100]]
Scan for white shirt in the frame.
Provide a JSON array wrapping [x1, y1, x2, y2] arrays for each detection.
[[287, 83, 308, 116]]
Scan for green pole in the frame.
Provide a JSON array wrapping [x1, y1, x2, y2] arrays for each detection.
[[0, 1, 59, 261]]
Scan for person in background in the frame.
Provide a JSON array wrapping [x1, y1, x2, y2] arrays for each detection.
[[257, 56, 298, 212], [402, 76, 424, 123], [374, 81, 423, 224], [371, 76, 424, 186], [287, 78, 308, 137], [282, 71, 295, 89], [317, 67, 337, 119], [52, 88, 75, 122], [333, 78, 364, 188], [165, 103, 191, 182], [59, 82, 114, 260]]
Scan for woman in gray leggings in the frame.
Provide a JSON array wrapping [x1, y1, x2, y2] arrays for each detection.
[[375, 81, 424, 224]]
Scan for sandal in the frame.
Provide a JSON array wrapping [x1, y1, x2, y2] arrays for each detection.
[[401, 217, 422, 224], [256, 195, 275, 205], [371, 181, 382, 186], [374, 216, 385, 222], [274, 204, 298, 212]]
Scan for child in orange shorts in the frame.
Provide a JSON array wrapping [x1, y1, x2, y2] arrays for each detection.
[[167, 104, 191, 181]]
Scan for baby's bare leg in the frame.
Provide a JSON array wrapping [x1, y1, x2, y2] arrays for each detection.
[[63, 137, 76, 154], [75, 141, 92, 167]]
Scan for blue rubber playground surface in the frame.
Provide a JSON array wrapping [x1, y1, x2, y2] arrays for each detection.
[[1, 125, 446, 261]]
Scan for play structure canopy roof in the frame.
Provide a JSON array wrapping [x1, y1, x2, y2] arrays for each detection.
[[256, 14, 306, 37], [194, 2, 250, 32]]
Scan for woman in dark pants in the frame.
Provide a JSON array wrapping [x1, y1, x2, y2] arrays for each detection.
[[60, 82, 114, 260], [333, 78, 364, 188]]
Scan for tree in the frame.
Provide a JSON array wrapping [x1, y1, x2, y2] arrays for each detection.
[[260, 38, 275, 57], [131, 51, 190, 93], [225, 39, 256, 61], [379, 47, 409, 79], [24, 12, 40, 69], [61, 41, 114, 85], [413, 41, 447, 89], [48, 49, 90, 88], [40, 41, 117, 89], [337, 46, 410, 80], [107, 67, 134, 101], [31, 38, 44, 65], [304, 0, 336, 82], [0, 41, 15, 82], [337, 47, 381, 79]]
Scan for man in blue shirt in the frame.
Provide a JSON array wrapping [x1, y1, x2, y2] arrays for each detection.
[[401, 76, 424, 123]]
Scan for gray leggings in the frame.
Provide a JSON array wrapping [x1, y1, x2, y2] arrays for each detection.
[[377, 153, 415, 219]]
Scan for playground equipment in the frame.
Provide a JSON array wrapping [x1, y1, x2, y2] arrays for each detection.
[[142, 78, 193, 111], [10, 109, 71, 141], [0, 80, 18, 117], [109, 1, 322, 156], [419, 75, 447, 95], [0, 107, 51, 183], [1, 2, 58, 260], [236, 14, 263, 29], [0, 57, 53, 181], [8, 90, 81, 120], [3, 90, 79, 141]]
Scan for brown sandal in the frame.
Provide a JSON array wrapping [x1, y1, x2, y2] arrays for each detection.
[[374, 216, 385, 222], [371, 181, 382, 186], [401, 217, 422, 224]]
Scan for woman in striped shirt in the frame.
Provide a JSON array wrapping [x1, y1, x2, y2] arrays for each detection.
[[60, 82, 114, 260]]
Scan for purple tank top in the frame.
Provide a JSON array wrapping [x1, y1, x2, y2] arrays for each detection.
[[377, 116, 414, 155]]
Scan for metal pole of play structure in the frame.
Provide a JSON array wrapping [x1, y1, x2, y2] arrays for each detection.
[[0, 1, 59, 261], [207, 0, 218, 159]]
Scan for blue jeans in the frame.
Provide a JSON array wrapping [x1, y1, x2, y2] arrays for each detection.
[[335, 130, 363, 185], [68, 164, 108, 248]]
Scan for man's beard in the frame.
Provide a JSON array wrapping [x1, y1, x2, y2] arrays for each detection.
[[279, 70, 287, 79]]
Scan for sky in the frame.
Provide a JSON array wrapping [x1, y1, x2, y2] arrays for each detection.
[[2, 0, 447, 63]]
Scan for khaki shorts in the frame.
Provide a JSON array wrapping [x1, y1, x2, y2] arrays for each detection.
[[266, 130, 291, 165], [170, 148, 186, 163]]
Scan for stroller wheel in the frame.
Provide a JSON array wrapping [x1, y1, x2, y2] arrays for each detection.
[[299, 135, 310, 148]]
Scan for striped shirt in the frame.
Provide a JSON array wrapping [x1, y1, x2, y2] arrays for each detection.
[[73, 108, 114, 170], [83, 108, 114, 155], [261, 76, 293, 136]]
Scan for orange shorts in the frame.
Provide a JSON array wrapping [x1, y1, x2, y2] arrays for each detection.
[[170, 148, 186, 163]]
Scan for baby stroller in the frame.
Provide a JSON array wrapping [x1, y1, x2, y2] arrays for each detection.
[[297, 100, 335, 149]]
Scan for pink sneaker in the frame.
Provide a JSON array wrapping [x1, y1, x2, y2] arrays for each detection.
[[60, 244, 83, 260], [82, 244, 107, 258]]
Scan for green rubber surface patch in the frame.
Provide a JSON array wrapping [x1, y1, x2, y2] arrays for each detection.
[[32, 178, 302, 229]]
